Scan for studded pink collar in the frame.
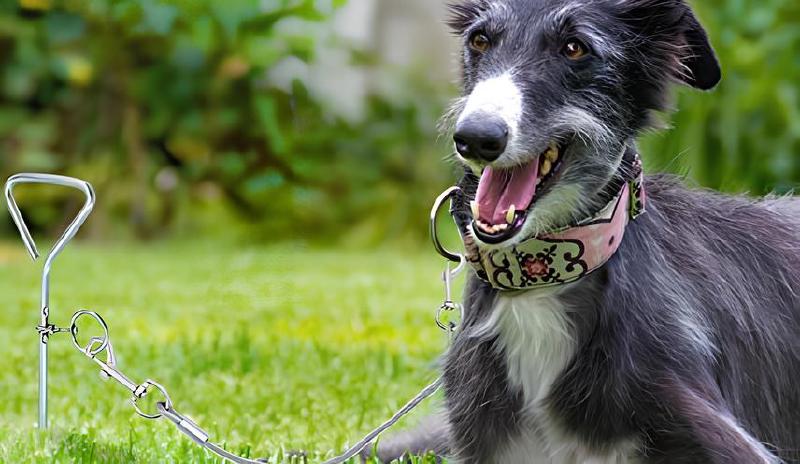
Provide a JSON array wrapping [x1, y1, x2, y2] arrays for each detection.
[[462, 159, 646, 292]]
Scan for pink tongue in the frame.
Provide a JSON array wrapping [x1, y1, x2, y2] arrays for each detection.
[[476, 160, 539, 225]]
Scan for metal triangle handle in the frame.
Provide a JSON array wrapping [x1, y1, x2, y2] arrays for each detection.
[[5, 173, 95, 262]]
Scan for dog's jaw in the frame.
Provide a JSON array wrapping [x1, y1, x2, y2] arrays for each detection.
[[465, 141, 625, 251]]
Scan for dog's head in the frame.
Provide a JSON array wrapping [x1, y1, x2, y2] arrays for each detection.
[[445, 0, 720, 247]]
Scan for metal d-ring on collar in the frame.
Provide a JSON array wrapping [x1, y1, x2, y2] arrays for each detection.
[[430, 186, 465, 264]]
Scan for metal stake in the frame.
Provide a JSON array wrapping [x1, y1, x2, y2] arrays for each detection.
[[5, 173, 95, 429]]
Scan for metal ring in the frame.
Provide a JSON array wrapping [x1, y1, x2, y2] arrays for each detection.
[[70, 310, 109, 357], [132, 380, 172, 420], [430, 186, 464, 263], [436, 302, 462, 333]]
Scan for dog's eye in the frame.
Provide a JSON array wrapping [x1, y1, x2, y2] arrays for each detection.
[[469, 32, 491, 53], [563, 39, 588, 60]]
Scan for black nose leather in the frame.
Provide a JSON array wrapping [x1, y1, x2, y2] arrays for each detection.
[[453, 116, 509, 162]]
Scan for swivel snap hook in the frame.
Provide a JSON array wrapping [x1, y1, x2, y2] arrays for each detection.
[[435, 256, 466, 335]]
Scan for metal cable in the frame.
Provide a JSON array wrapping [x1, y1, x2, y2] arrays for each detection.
[[156, 377, 443, 464]]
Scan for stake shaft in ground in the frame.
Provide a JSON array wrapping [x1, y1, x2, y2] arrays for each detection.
[[39, 336, 47, 428]]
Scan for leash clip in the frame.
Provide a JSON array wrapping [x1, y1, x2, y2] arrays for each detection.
[[435, 257, 465, 336], [69, 310, 171, 420]]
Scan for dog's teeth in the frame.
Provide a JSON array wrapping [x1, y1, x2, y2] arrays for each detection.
[[545, 147, 559, 163], [506, 205, 516, 224], [536, 177, 542, 186], [496, 223, 508, 231], [470, 201, 480, 219], [541, 159, 552, 176]]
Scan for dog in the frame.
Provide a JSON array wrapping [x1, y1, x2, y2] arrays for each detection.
[[363, 0, 800, 463]]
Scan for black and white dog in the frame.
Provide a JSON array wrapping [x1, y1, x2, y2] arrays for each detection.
[[367, 0, 800, 463]]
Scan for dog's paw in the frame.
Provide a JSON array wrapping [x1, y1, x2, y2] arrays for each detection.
[[358, 413, 450, 463], [358, 442, 400, 463]]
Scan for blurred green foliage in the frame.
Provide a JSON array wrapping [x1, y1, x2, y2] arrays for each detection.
[[0, 0, 451, 243], [0, 0, 799, 244], [641, 0, 800, 194]]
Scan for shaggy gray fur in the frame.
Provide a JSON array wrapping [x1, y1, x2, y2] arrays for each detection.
[[367, 175, 800, 463], [362, 0, 800, 462]]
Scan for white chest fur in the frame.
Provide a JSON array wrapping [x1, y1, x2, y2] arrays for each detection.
[[477, 290, 635, 464]]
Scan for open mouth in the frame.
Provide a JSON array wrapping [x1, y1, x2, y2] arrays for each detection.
[[471, 142, 565, 244]]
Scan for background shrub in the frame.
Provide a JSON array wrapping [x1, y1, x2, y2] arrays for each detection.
[[0, 0, 798, 244]]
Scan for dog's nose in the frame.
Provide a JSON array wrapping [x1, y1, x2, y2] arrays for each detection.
[[454, 116, 509, 162]]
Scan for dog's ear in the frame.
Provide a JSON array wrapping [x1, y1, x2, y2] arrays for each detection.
[[678, 9, 721, 90], [619, 0, 721, 91], [447, 1, 484, 35]]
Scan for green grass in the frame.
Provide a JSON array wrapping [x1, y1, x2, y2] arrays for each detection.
[[0, 241, 453, 463]]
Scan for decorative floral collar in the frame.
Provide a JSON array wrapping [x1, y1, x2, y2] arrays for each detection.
[[461, 156, 646, 292]]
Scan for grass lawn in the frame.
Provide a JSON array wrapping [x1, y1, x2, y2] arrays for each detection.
[[0, 241, 453, 463]]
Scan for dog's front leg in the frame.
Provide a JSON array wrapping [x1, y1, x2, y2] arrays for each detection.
[[662, 380, 782, 464], [359, 412, 450, 463]]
